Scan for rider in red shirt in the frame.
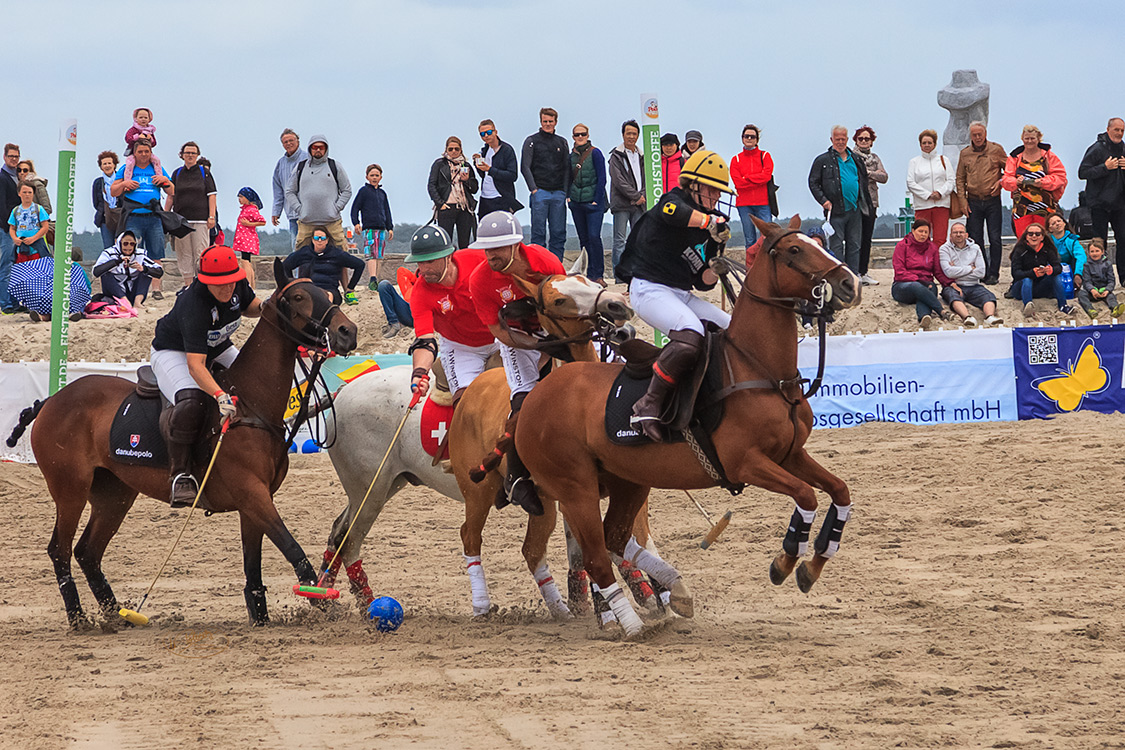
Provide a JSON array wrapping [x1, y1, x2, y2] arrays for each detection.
[[468, 211, 565, 516]]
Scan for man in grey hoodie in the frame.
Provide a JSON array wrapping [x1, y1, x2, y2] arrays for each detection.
[[271, 129, 308, 249], [285, 134, 353, 250]]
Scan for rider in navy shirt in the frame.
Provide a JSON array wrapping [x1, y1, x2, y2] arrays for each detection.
[[150, 245, 262, 505]]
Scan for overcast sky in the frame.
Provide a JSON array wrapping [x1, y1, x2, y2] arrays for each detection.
[[3, 0, 1118, 235]]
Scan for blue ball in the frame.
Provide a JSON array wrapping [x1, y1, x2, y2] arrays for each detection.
[[300, 439, 320, 454], [366, 596, 404, 632]]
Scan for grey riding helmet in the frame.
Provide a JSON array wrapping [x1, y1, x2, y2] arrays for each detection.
[[471, 211, 524, 249], [405, 224, 455, 263]]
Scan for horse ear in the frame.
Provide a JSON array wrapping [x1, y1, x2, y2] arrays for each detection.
[[751, 215, 775, 236], [273, 257, 290, 289], [567, 250, 588, 276], [788, 214, 802, 230], [509, 275, 539, 298]]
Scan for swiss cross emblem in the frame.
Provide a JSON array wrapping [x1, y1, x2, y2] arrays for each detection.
[[499, 287, 515, 303], [129, 434, 140, 448], [439, 296, 453, 313]]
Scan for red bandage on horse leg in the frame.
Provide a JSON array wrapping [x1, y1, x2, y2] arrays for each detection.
[[321, 549, 343, 588], [345, 559, 374, 605]]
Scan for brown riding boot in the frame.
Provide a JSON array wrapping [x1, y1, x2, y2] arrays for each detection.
[[630, 329, 704, 442], [168, 389, 207, 508]]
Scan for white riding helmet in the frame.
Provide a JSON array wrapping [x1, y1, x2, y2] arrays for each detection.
[[472, 211, 524, 249]]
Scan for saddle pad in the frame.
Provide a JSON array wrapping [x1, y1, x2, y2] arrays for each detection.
[[420, 396, 455, 459], [109, 392, 169, 467]]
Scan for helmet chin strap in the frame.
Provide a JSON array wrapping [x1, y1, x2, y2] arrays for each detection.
[[437, 255, 452, 285], [500, 243, 518, 273]]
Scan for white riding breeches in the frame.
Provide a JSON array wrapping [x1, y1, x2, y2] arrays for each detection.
[[439, 339, 500, 395], [150, 345, 239, 403], [629, 277, 731, 336], [499, 342, 541, 397]]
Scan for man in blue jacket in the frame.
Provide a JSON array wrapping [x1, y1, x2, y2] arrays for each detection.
[[475, 119, 524, 220], [270, 129, 308, 250]]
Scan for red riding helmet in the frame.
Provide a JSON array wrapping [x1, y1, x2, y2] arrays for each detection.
[[197, 245, 246, 285]]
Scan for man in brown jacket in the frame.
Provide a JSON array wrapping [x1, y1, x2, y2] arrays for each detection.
[[956, 122, 1007, 285]]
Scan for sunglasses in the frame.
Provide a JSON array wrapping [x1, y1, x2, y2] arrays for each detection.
[[479, 130, 495, 137], [16, 168, 29, 173], [742, 134, 758, 139], [856, 136, 872, 142], [1026, 231, 1043, 236], [312, 236, 328, 241], [121, 242, 137, 247], [447, 147, 461, 152], [573, 132, 588, 138]]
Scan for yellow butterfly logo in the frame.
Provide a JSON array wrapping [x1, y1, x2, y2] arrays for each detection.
[[1034, 339, 1109, 412]]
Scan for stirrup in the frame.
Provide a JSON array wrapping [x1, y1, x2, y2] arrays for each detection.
[[170, 473, 200, 508], [507, 477, 544, 516], [629, 414, 665, 443]]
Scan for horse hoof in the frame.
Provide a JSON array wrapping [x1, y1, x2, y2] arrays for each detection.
[[668, 579, 694, 618], [769, 553, 798, 585], [795, 562, 817, 593]]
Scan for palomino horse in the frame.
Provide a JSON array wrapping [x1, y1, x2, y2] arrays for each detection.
[[11, 260, 357, 627], [515, 216, 862, 636], [322, 264, 659, 619]]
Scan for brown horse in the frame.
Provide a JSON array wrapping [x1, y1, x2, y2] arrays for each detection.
[[514, 216, 862, 636], [13, 259, 357, 627]]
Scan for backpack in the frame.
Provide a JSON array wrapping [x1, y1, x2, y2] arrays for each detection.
[[1069, 191, 1095, 240], [294, 158, 341, 193]]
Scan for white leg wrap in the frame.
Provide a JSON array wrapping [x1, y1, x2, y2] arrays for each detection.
[[464, 554, 491, 616], [596, 582, 644, 637], [623, 536, 681, 590], [834, 503, 852, 523], [533, 563, 571, 619]]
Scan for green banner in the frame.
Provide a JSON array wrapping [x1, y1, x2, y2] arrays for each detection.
[[49, 119, 77, 395], [640, 93, 662, 208]]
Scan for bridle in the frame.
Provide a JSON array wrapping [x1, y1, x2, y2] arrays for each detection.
[[733, 229, 842, 320], [262, 278, 341, 355], [497, 274, 609, 351]]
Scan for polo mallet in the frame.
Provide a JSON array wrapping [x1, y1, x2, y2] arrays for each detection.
[[294, 388, 423, 601], [685, 490, 732, 549], [119, 413, 235, 626]]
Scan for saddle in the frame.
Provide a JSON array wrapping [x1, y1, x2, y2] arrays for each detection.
[[605, 324, 726, 446]]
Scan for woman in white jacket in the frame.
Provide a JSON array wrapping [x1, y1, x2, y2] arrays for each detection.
[[906, 129, 955, 244], [93, 230, 164, 306]]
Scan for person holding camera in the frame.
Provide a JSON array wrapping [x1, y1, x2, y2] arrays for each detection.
[[93, 229, 165, 307], [427, 136, 479, 249]]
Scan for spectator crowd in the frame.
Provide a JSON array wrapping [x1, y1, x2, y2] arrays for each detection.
[[2, 108, 1125, 334]]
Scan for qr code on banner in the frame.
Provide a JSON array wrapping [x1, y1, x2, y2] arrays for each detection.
[[1027, 334, 1059, 365]]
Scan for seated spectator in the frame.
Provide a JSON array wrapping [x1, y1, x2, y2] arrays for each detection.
[[1077, 238, 1123, 319], [9, 248, 89, 323], [282, 227, 364, 305], [1009, 224, 1076, 320], [1046, 211, 1086, 294], [8, 182, 50, 261], [938, 222, 1002, 328], [892, 218, 951, 330], [93, 230, 164, 307], [377, 267, 416, 339]]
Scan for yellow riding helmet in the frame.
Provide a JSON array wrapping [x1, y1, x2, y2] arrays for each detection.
[[680, 149, 735, 194]]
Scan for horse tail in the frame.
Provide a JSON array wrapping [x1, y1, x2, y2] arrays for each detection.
[[5, 399, 46, 448], [468, 413, 518, 483]]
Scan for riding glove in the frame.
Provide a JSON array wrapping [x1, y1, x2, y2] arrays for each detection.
[[707, 217, 731, 245], [708, 256, 733, 276], [215, 391, 237, 419]]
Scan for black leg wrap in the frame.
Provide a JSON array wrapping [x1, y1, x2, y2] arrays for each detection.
[[813, 504, 847, 558], [244, 586, 269, 626], [292, 557, 317, 585], [57, 573, 84, 623], [782, 508, 813, 557]]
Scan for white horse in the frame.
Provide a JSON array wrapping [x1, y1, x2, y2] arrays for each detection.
[[322, 265, 676, 622]]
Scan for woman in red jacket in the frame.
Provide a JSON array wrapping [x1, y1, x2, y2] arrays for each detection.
[[729, 124, 774, 249], [1000, 125, 1068, 237], [660, 133, 682, 194], [891, 218, 952, 330]]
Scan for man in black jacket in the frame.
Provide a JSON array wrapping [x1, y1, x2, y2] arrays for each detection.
[[808, 126, 872, 273], [520, 107, 570, 260], [0, 142, 22, 313], [1078, 118, 1125, 280], [475, 119, 524, 221]]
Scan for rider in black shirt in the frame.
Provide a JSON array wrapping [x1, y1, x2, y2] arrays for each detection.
[[616, 150, 735, 441], [150, 245, 262, 505]]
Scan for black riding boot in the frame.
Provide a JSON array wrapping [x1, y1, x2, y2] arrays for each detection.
[[631, 329, 704, 442], [503, 392, 543, 517], [168, 389, 207, 508]]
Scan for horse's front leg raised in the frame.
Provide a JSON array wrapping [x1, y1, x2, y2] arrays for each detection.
[[729, 452, 821, 590], [781, 448, 852, 593]]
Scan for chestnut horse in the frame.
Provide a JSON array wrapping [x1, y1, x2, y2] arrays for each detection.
[[515, 216, 862, 636], [12, 260, 357, 627]]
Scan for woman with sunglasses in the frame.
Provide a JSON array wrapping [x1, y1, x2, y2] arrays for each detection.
[[1009, 224, 1076, 320], [16, 160, 52, 216], [729, 124, 774, 249], [93, 230, 164, 307], [281, 226, 364, 305], [427, 136, 479, 249], [568, 124, 608, 284], [852, 126, 887, 286]]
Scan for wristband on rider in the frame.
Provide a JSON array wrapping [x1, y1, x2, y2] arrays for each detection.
[[213, 389, 226, 399], [411, 367, 430, 381]]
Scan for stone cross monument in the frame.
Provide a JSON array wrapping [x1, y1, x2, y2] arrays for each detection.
[[937, 70, 990, 171]]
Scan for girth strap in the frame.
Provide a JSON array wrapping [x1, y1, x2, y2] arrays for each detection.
[[684, 424, 745, 496]]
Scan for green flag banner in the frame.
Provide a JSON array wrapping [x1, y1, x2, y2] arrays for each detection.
[[640, 93, 662, 209], [49, 119, 77, 395]]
